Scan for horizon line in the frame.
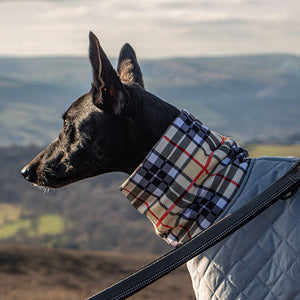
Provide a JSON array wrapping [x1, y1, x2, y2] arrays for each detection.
[[0, 52, 299, 61]]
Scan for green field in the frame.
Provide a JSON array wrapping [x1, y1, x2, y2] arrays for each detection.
[[247, 144, 300, 158], [0, 205, 65, 240], [0, 203, 22, 225]]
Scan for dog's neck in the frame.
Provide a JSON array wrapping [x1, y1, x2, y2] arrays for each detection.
[[126, 84, 180, 140], [122, 84, 180, 173], [120, 110, 250, 247]]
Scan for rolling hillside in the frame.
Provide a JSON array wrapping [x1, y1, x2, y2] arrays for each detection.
[[1, 54, 300, 146]]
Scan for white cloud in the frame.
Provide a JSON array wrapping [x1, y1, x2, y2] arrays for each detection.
[[0, 0, 299, 57]]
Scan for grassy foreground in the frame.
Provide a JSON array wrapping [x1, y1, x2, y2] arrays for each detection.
[[0, 243, 195, 300]]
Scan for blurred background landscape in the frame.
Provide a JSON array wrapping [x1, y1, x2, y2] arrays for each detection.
[[1, 54, 300, 253], [0, 54, 299, 300], [0, 0, 299, 299]]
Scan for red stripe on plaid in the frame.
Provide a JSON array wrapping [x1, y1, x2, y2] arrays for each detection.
[[123, 188, 173, 230], [211, 173, 240, 187], [155, 137, 225, 229], [163, 135, 209, 175], [165, 133, 239, 187], [179, 225, 192, 239]]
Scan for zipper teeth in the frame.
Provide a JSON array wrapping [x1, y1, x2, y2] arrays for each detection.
[[113, 180, 296, 300]]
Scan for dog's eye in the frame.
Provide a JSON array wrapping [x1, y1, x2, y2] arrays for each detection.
[[64, 120, 69, 128]]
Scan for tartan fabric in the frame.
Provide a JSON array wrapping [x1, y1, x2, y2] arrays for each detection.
[[120, 110, 250, 247]]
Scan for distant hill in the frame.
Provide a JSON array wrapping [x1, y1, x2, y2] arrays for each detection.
[[0, 54, 299, 146], [0, 243, 194, 300]]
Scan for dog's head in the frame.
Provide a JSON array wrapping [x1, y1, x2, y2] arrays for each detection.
[[21, 32, 179, 188]]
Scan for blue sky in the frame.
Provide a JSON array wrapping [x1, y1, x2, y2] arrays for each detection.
[[0, 0, 299, 58]]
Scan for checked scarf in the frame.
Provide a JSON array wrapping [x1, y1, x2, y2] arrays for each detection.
[[120, 110, 250, 247]]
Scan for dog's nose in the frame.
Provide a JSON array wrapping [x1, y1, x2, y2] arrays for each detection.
[[21, 163, 39, 183], [21, 164, 38, 183], [21, 164, 38, 182], [21, 166, 30, 179]]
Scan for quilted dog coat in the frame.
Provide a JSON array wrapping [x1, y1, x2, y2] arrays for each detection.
[[187, 157, 300, 300], [121, 110, 300, 299]]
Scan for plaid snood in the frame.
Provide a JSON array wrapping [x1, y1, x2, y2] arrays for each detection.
[[120, 110, 250, 247]]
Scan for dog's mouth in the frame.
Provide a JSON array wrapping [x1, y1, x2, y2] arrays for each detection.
[[22, 165, 68, 189], [21, 137, 127, 189], [21, 163, 111, 189]]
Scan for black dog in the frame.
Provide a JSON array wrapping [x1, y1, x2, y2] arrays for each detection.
[[21, 32, 179, 188]]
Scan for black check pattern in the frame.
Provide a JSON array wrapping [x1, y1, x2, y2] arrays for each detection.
[[120, 110, 250, 247]]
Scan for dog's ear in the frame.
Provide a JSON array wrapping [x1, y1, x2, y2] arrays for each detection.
[[117, 43, 144, 89], [89, 31, 125, 115]]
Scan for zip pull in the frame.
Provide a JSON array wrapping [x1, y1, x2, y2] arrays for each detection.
[[281, 190, 297, 200]]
